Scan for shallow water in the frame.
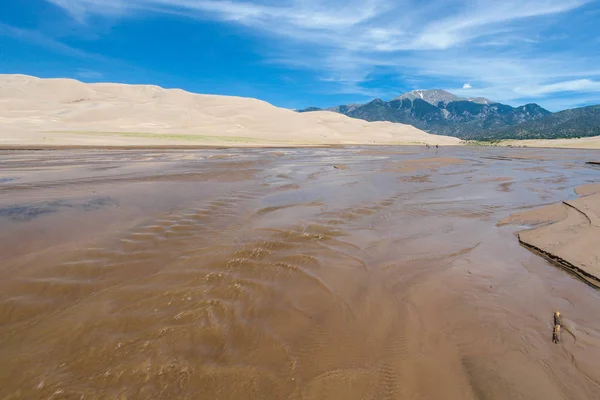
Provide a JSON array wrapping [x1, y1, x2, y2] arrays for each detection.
[[1, 146, 600, 399]]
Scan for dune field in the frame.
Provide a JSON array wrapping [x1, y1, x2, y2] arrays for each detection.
[[0, 75, 460, 147]]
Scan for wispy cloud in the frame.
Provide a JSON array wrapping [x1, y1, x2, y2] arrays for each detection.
[[516, 79, 600, 95], [43, 0, 600, 109], [0, 21, 143, 84], [75, 68, 104, 79], [47, 0, 588, 49], [0, 22, 101, 60]]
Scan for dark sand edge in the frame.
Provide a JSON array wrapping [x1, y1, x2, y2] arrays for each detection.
[[518, 237, 600, 289]]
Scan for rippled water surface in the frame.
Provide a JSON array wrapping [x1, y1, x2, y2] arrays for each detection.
[[1, 146, 600, 399]]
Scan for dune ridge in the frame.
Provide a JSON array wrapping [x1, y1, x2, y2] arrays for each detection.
[[0, 75, 460, 147]]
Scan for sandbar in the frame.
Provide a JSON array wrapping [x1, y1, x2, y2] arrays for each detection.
[[500, 184, 600, 287]]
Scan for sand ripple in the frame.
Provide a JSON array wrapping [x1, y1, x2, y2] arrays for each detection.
[[1, 147, 600, 399]]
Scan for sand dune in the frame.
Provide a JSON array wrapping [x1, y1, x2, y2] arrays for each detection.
[[0, 75, 460, 147]]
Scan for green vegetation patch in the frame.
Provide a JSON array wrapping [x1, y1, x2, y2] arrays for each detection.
[[463, 140, 506, 146], [49, 131, 285, 143]]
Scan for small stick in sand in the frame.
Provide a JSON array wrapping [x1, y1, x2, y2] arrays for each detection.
[[553, 311, 562, 344]]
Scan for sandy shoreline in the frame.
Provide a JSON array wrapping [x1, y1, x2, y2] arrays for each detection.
[[491, 136, 600, 149]]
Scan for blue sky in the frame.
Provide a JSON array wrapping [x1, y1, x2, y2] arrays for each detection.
[[1, 0, 600, 111]]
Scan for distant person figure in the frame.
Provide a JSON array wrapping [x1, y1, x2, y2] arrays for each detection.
[[436, 144, 439, 149], [426, 144, 430, 149]]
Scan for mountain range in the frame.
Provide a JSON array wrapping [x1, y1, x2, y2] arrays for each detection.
[[298, 90, 600, 140], [394, 89, 492, 105], [477, 104, 600, 140]]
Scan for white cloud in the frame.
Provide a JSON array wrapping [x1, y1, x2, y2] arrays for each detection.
[[46, 0, 129, 21], [416, 0, 588, 48], [46, 0, 589, 50], [46, 0, 385, 29], [42, 0, 600, 109]]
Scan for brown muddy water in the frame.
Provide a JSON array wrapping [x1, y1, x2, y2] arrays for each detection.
[[1, 146, 600, 399]]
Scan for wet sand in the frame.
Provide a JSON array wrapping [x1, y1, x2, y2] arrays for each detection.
[[500, 183, 600, 288], [1, 147, 600, 399]]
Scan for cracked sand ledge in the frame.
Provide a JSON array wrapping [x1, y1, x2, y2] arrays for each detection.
[[500, 183, 600, 287]]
